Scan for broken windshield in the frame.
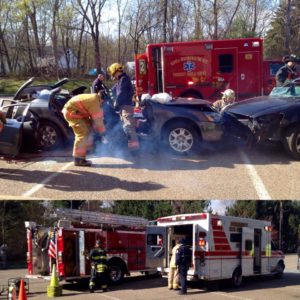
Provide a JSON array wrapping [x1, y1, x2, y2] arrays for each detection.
[[270, 86, 300, 97]]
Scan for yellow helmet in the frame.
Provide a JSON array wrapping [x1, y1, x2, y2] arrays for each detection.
[[107, 63, 123, 76]]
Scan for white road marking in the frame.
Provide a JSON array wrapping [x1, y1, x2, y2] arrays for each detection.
[[22, 162, 73, 197], [212, 291, 253, 300], [239, 150, 272, 200], [97, 294, 122, 300]]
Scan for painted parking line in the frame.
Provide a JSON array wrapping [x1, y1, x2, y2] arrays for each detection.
[[98, 294, 122, 300], [239, 150, 272, 200], [22, 162, 73, 197], [212, 292, 253, 300]]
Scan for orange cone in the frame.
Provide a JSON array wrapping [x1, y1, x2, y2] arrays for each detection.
[[18, 279, 27, 300]]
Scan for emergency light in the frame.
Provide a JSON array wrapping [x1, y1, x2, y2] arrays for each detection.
[[199, 239, 206, 247], [187, 81, 194, 86], [264, 225, 272, 232]]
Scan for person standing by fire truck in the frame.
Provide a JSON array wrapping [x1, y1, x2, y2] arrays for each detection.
[[62, 93, 106, 167], [168, 239, 181, 290], [107, 63, 140, 151], [176, 238, 192, 295], [276, 54, 298, 87], [88, 240, 108, 293]]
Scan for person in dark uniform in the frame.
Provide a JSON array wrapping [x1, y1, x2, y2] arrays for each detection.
[[275, 55, 298, 87], [175, 237, 192, 295], [92, 73, 109, 99], [88, 240, 108, 293], [297, 245, 300, 270]]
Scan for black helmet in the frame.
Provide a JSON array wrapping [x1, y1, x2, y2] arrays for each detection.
[[283, 54, 297, 64], [95, 240, 101, 246]]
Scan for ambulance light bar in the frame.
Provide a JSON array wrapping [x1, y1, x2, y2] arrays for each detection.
[[157, 213, 207, 223]]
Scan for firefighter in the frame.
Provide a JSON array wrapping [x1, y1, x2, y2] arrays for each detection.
[[107, 62, 140, 151], [0, 110, 6, 133], [212, 89, 236, 112], [175, 237, 192, 295], [168, 239, 181, 290], [62, 93, 106, 167], [297, 245, 300, 270], [275, 54, 298, 87], [88, 240, 108, 293]]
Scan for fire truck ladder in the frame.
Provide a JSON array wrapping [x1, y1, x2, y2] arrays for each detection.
[[53, 208, 149, 227]]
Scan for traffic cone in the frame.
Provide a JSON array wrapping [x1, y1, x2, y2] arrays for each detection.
[[47, 264, 62, 297], [18, 280, 27, 300]]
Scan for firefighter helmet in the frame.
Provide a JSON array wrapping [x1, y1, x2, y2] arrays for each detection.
[[283, 54, 297, 64], [221, 89, 235, 100], [107, 63, 123, 76]]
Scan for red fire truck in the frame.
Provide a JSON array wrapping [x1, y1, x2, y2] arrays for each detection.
[[25, 209, 157, 284], [135, 38, 282, 101]]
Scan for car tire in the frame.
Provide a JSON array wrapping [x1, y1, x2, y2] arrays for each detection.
[[108, 262, 124, 285], [283, 125, 300, 160], [231, 268, 242, 288], [36, 121, 63, 151], [162, 121, 201, 155]]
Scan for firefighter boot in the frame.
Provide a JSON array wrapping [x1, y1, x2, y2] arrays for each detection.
[[74, 157, 92, 167]]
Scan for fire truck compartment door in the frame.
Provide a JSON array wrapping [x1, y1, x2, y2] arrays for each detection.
[[146, 226, 167, 268], [241, 227, 254, 276], [79, 231, 85, 275]]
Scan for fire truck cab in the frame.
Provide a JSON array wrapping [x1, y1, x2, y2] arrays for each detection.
[[135, 38, 282, 102], [147, 213, 285, 287]]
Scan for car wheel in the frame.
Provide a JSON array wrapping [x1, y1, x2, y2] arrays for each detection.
[[108, 262, 124, 285], [36, 121, 62, 151], [283, 125, 300, 160], [163, 121, 200, 155], [231, 268, 242, 288]]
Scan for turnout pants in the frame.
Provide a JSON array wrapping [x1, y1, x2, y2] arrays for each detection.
[[168, 267, 179, 289], [64, 117, 93, 159], [120, 105, 139, 150], [89, 265, 108, 291]]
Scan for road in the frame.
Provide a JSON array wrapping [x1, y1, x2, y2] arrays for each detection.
[[0, 254, 299, 300], [0, 140, 300, 200]]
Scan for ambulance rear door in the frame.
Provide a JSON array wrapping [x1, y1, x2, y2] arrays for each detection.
[[146, 226, 167, 269], [241, 227, 254, 276]]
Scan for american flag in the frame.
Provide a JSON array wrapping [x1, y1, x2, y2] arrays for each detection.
[[48, 228, 57, 259]]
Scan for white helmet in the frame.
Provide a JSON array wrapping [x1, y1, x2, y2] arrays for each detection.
[[221, 89, 235, 100]]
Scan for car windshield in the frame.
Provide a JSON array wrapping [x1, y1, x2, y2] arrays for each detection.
[[270, 86, 300, 97]]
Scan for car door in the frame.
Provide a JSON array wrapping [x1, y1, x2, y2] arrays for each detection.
[[0, 104, 30, 156]]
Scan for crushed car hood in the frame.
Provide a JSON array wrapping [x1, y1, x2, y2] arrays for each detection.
[[151, 97, 211, 106], [225, 96, 299, 117]]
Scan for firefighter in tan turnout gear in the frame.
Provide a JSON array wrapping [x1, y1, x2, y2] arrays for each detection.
[[88, 240, 108, 293], [168, 239, 181, 290], [212, 89, 236, 112], [62, 93, 106, 166]]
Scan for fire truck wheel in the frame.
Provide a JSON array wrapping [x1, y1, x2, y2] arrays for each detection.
[[231, 268, 242, 287], [162, 121, 201, 155], [108, 262, 125, 285]]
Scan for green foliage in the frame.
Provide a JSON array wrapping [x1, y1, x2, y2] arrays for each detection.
[[226, 201, 300, 252], [112, 200, 208, 220], [0, 201, 46, 261]]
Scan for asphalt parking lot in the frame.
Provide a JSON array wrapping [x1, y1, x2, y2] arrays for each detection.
[[1, 141, 300, 200], [0, 254, 299, 300]]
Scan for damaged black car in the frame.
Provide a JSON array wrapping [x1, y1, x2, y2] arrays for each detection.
[[0, 77, 86, 155], [223, 78, 300, 160]]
